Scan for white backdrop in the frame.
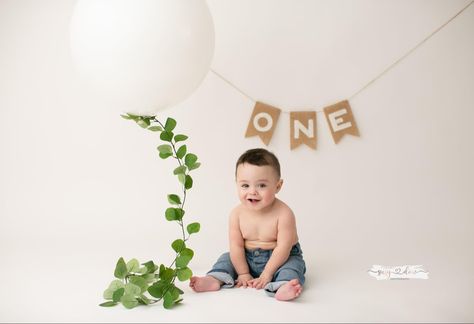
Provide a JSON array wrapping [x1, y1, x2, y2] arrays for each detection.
[[1, 0, 473, 322]]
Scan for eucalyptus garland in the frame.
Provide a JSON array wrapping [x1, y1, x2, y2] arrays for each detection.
[[100, 115, 201, 309]]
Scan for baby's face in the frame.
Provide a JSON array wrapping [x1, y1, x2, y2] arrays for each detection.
[[235, 163, 282, 212]]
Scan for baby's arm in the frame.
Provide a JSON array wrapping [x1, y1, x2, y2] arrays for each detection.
[[251, 210, 297, 289], [228, 209, 253, 287]]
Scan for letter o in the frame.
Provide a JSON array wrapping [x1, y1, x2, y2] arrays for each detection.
[[253, 112, 273, 132]]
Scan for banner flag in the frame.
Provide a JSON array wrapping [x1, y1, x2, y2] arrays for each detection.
[[323, 100, 360, 144], [245, 101, 281, 146], [290, 111, 317, 150]]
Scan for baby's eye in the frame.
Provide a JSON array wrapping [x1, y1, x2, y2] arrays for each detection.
[[258, 184, 267, 188], [241, 184, 249, 188]]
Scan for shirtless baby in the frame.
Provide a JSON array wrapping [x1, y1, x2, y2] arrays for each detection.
[[190, 148, 306, 301]]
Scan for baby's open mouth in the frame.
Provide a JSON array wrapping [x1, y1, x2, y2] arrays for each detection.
[[247, 198, 260, 203]]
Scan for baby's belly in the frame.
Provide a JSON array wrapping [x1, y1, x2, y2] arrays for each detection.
[[244, 239, 277, 250]]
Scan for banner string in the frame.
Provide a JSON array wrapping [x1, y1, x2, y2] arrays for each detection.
[[210, 0, 473, 114]]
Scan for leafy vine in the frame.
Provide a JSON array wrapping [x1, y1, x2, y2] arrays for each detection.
[[100, 114, 201, 309]]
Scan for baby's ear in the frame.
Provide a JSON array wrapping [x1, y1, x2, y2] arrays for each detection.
[[276, 179, 283, 192]]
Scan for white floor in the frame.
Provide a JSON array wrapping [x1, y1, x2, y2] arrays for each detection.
[[1, 245, 473, 323]]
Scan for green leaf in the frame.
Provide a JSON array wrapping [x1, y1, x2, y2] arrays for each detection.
[[176, 255, 191, 268], [99, 301, 118, 307], [173, 165, 187, 175], [136, 119, 150, 128], [114, 257, 128, 279], [176, 267, 193, 281], [124, 283, 141, 297], [157, 144, 173, 159], [163, 291, 174, 309], [126, 259, 140, 273], [137, 266, 148, 274], [159, 267, 175, 283], [129, 276, 148, 293], [103, 279, 125, 299], [157, 144, 172, 154], [165, 208, 177, 221], [187, 222, 200, 235], [137, 295, 150, 305], [184, 175, 193, 189], [148, 281, 166, 299], [170, 284, 180, 301], [121, 293, 139, 309], [177, 173, 186, 185], [188, 162, 201, 171], [167, 194, 181, 205], [176, 145, 187, 159], [177, 248, 194, 268], [142, 260, 158, 274], [175, 208, 185, 221], [112, 288, 125, 302], [164, 118, 177, 132], [148, 125, 163, 132], [140, 273, 155, 284], [120, 114, 132, 120], [171, 239, 186, 252], [160, 131, 174, 142], [184, 153, 198, 168], [174, 134, 188, 142]]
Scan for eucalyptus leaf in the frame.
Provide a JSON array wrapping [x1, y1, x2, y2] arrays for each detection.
[[173, 165, 187, 175], [165, 208, 177, 221], [171, 239, 186, 252], [185, 175, 193, 189], [148, 126, 163, 132], [99, 301, 118, 307], [174, 134, 188, 142], [137, 295, 150, 305], [188, 162, 201, 171], [136, 119, 150, 128], [114, 257, 128, 279], [187, 222, 200, 235], [184, 153, 198, 168], [121, 293, 139, 309], [164, 118, 177, 132], [176, 145, 187, 159], [177, 173, 186, 185], [176, 267, 193, 281], [129, 276, 148, 293], [157, 144, 172, 154], [160, 131, 174, 142], [163, 291, 174, 309], [112, 288, 125, 302], [126, 259, 140, 273], [167, 194, 181, 205], [142, 260, 158, 274], [159, 151, 173, 159], [148, 281, 166, 299], [124, 283, 141, 297]]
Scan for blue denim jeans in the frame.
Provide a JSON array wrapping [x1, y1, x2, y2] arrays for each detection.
[[207, 243, 306, 296]]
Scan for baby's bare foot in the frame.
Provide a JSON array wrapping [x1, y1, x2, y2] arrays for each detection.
[[189, 276, 222, 292], [275, 279, 303, 301]]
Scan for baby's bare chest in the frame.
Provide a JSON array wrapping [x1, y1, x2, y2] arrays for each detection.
[[239, 214, 278, 240]]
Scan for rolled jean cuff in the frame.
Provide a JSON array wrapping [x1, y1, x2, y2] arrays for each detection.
[[264, 280, 289, 296], [207, 271, 235, 288]]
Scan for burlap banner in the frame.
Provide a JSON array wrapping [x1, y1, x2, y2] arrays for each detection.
[[290, 111, 317, 150], [245, 102, 281, 146], [323, 100, 360, 144], [245, 100, 360, 149]]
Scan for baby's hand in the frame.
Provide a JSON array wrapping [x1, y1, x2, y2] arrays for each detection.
[[249, 272, 273, 289], [235, 273, 254, 288]]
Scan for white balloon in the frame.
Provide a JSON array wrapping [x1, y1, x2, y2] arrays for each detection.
[[69, 0, 215, 115]]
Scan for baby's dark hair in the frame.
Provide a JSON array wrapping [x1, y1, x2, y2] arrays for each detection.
[[235, 148, 281, 178]]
